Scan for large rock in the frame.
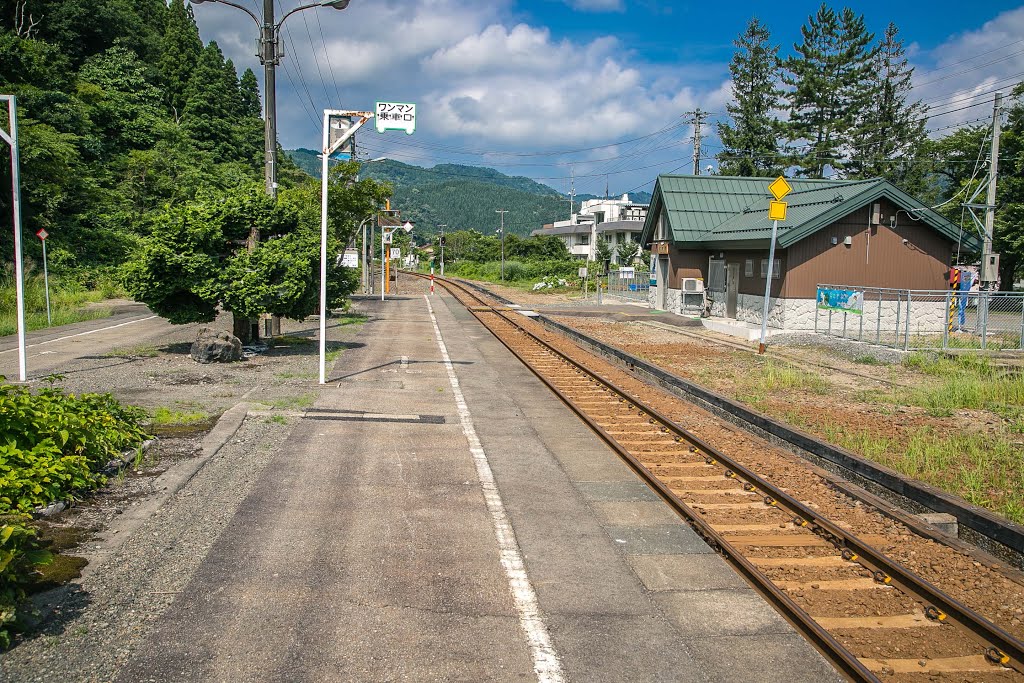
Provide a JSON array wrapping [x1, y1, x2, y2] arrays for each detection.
[[190, 328, 243, 364]]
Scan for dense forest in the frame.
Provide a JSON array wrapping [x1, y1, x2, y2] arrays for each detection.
[[715, 10, 1024, 284], [0, 0, 308, 281]]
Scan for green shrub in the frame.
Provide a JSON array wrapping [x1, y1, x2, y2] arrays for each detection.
[[0, 518, 52, 649], [0, 382, 149, 512]]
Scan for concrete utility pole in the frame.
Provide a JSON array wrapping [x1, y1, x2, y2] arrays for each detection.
[[438, 224, 447, 277], [496, 210, 509, 281], [981, 91, 1003, 290], [685, 109, 708, 176], [567, 166, 576, 221]]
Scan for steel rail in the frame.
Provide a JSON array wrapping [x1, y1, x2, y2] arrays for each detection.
[[419, 272, 1024, 678]]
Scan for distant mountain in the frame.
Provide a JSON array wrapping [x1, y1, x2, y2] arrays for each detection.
[[283, 153, 651, 236], [284, 154, 568, 236], [576, 191, 652, 204]]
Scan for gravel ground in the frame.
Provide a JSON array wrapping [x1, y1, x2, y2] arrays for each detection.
[[0, 417, 287, 682], [770, 331, 908, 364], [0, 310, 367, 681]]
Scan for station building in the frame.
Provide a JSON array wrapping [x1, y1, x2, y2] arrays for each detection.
[[639, 175, 981, 329]]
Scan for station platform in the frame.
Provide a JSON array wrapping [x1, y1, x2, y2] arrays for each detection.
[[116, 286, 841, 682]]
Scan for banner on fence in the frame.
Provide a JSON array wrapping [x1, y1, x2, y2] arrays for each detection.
[[817, 287, 864, 315], [618, 267, 635, 279]]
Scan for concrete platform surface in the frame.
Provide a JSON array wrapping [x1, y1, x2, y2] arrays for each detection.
[[115, 290, 841, 683]]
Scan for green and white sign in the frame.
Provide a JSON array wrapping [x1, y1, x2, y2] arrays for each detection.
[[375, 102, 416, 134]]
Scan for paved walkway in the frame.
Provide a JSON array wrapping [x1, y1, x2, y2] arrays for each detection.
[[115, 289, 840, 682]]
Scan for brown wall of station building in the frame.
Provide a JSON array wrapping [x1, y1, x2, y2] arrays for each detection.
[[662, 199, 954, 299]]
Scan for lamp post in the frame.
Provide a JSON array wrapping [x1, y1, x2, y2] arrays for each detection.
[[190, 0, 350, 198]]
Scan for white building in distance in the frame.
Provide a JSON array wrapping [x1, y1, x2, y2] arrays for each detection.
[[532, 194, 648, 264]]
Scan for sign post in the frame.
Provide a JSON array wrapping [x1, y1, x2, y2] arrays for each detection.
[[1, 95, 27, 381], [37, 229, 50, 326], [759, 176, 791, 354]]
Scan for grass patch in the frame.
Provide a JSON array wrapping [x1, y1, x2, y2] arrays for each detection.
[[104, 344, 159, 358], [336, 313, 368, 326], [266, 393, 316, 410], [264, 414, 289, 425], [276, 370, 317, 380], [890, 353, 1024, 417], [271, 334, 313, 346], [753, 360, 830, 394], [150, 406, 210, 426], [853, 354, 883, 365], [818, 423, 1024, 524], [0, 275, 117, 336]]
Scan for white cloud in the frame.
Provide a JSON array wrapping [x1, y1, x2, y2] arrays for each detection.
[[913, 7, 1024, 129]]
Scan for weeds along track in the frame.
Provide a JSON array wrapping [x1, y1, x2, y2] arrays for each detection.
[[420, 274, 1024, 683]]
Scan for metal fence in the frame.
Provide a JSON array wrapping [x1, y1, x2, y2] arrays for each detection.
[[815, 284, 1024, 351], [587, 271, 651, 303]]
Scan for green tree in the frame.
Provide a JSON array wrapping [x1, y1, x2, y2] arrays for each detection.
[[616, 238, 640, 265], [716, 17, 784, 177], [595, 236, 612, 273], [78, 46, 165, 156], [181, 41, 241, 161], [992, 86, 1024, 287], [159, 0, 202, 118], [124, 184, 361, 339], [239, 68, 262, 119], [783, 4, 878, 177], [846, 23, 927, 186]]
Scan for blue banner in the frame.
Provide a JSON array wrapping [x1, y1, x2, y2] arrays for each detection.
[[817, 288, 864, 315]]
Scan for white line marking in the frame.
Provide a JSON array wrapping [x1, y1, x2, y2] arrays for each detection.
[[425, 295, 565, 683], [0, 315, 159, 355]]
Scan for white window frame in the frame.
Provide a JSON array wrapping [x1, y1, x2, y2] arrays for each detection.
[[760, 258, 782, 279]]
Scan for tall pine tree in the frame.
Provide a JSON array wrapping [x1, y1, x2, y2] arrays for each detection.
[[716, 17, 784, 177], [782, 4, 878, 177], [160, 0, 203, 118], [846, 23, 928, 186], [240, 68, 262, 119], [181, 41, 239, 161]]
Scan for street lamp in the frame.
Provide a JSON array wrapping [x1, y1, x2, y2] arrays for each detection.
[[190, 0, 350, 198]]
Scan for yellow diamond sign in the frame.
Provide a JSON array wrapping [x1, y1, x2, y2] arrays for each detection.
[[769, 200, 787, 221], [769, 175, 792, 201]]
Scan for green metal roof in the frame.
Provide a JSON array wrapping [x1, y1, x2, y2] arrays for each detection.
[[640, 175, 980, 251]]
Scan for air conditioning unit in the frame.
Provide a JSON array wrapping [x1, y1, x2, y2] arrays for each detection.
[[681, 277, 705, 293]]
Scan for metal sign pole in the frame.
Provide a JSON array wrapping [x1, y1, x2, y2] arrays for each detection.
[[41, 237, 50, 326], [758, 219, 779, 354], [1, 95, 27, 381], [318, 111, 330, 385]]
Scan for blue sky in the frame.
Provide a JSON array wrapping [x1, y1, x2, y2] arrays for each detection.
[[192, 0, 1024, 204]]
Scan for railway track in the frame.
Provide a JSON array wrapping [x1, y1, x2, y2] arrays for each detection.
[[419, 273, 1024, 683]]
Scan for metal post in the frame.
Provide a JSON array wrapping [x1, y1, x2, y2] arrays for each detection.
[[41, 237, 50, 326], [1018, 297, 1023, 350], [904, 292, 912, 351], [876, 289, 882, 345], [380, 231, 386, 301], [894, 291, 901, 348], [361, 218, 368, 293], [980, 291, 989, 350], [496, 210, 508, 281], [318, 112, 330, 385], [1, 95, 27, 382], [814, 288, 819, 335], [758, 219, 779, 354], [842, 311, 847, 339], [942, 290, 951, 350]]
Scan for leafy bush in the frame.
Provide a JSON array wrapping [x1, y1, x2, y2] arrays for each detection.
[[0, 381, 147, 647], [0, 382, 149, 512], [0, 518, 52, 649]]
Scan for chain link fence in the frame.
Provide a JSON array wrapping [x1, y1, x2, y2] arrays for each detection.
[[816, 284, 1024, 351], [585, 270, 651, 304]]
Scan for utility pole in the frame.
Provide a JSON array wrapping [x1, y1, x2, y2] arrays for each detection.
[[261, 0, 278, 199], [438, 224, 447, 277], [496, 210, 508, 281], [685, 108, 708, 175], [567, 167, 576, 221], [981, 92, 1003, 290]]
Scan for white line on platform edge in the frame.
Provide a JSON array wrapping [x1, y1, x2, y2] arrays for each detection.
[[0, 315, 160, 355], [425, 295, 565, 683]]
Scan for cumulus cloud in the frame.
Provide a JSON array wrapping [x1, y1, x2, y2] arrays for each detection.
[[912, 7, 1024, 129]]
